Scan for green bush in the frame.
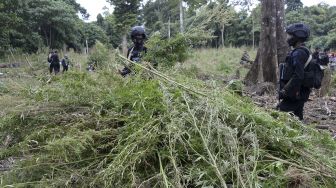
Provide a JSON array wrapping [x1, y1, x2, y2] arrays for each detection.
[[1, 68, 336, 187], [88, 41, 109, 69], [1, 51, 336, 188], [144, 33, 190, 68], [0, 81, 9, 94]]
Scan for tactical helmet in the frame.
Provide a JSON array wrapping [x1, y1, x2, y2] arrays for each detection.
[[130, 26, 146, 40], [286, 23, 310, 40]]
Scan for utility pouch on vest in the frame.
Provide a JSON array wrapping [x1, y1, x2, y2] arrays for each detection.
[[279, 63, 293, 82], [279, 55, 295, 98]]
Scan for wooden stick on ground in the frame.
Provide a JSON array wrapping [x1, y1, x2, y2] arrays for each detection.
[[25, 55, 33, 68], [9, 49, 17, 64], [117, 54, 207, 97]]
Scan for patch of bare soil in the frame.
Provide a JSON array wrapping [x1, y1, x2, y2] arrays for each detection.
[[304, 89, 336, 133], [0, 158, 16, 172], [244, 83, 336, 137]]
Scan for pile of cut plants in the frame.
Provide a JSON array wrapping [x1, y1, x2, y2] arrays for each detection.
[[1, 57, 336, 188]]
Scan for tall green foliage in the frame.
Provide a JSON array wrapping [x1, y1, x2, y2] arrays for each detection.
[[108, 0, 140, 33], [0, 0, 22, 55], [108, 0, 141, 54], [83, 23, 109, 48], [286, 4, 336, 48], [144, 33, 190, 67], [1, 55, 336, 187], [0, 0, 89, 55], [142, 0, 180, 36], [88, 41, 109, 68], [285, 0, 303, 12]]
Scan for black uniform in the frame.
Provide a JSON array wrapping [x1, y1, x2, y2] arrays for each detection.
[[61, 57, 69, 72], [312, 51, 319, 60], [119, 46, 147, 76], [50, 53, 60, 74], [278, 46, 311, 120]]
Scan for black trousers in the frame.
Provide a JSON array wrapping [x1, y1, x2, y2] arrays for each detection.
[[62, 65, 68, 72], [278, 99, 305, 120], [50, 62, 60, 74]]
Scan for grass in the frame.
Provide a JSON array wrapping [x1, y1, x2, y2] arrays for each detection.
[[0, 48, 336, 187], [184, 47, 256, 78]]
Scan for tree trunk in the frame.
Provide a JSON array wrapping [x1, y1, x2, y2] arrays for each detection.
[[244, 49, 261, 85], [179, 0, 184, 33], [50, 27, 52, 48], [63, 43, 67, 53], [319, 67, 331, 97], [221, 25, 224, 47], [43, 28, 49, 47], [276, 0, 288, 66], [168, 16, 171, 39], [261, 0, 278, 85], [86, 39, 89, 54], [245, 0, 284, 85], [252, 15, 255, 49], [122, 33, 128, 56]]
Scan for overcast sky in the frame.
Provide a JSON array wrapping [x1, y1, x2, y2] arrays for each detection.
[[76, 0, 336, 22]]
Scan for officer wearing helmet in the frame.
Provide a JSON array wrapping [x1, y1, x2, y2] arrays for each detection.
[[278, 23, 311, 120], [119, 26, 147, 76], [50, 50, 60, 75]]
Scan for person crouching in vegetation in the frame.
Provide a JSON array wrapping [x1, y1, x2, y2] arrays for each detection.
[[240, 50, 252, 65], [119, 26, 147, 77], [278, 23, 311, 120], [49, 50, 60, 75], [61, 55, 70, 73]]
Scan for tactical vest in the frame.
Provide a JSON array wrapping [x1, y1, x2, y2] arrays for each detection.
[[128, 47, 146, 63], [279, 47, 309, 90], [280, 52, 296, 86]]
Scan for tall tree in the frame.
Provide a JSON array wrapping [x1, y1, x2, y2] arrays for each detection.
[[24, 0, 81, 49], [108, 0, 140, 55], [96, 13, 105, 28], [276, 0, 288, 66], [0, 0, 21, 54], [83, 23, 109, 48], [286, 0, 303, 12], [143, 0, 180, 37], [245, 0, 286, 85], [179, 0, 184, 33], [0, 0, 90, 54], [260, 0, 278, 84], [211, 1, 234, 47], [105, 14, 122, 48]]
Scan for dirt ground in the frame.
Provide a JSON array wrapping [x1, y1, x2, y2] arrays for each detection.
[[245, 84, 336, 137]]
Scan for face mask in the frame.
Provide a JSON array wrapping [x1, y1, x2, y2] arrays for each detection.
[[286, 37, 298, 47], [133, 35, 144, 46]]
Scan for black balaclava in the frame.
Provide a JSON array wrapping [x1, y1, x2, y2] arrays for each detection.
[[133, 35, 144, 48], [286, 35, 299, 47]]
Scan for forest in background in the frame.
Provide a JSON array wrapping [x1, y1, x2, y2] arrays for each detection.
[[0, 0, 335, 57], [2, 0, 336, 187]]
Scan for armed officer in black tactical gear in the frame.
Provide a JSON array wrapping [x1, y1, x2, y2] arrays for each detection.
[[119, 26, 147, 76], [50, 50, 60, 75], [278, 23, 311, 120]]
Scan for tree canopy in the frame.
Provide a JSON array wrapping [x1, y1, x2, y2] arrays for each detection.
[[0, 0, 335, 56]]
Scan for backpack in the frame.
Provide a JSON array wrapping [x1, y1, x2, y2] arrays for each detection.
[[319, 52, 329, 65], [301, 48, 324, 89]]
